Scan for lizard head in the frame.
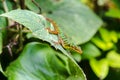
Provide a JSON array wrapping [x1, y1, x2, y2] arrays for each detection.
[[71, 46, 83, 54]]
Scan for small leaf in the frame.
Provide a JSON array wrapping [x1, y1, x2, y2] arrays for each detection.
[[118, 32, 120, 39], [99, 28, 111, 42], [81, 42, 101, 59], [91, 36, 114, 51], [5, 42, 86, 80], [90, 59, 109, 79], [105, 8, 120, 18], [110, 31, 118, 43], [107, 51, 120, 68]]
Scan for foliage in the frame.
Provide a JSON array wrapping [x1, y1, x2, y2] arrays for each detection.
[[0, 0, 102, 80], [0, 0, 120, 80], [80, 0, 120, 80]]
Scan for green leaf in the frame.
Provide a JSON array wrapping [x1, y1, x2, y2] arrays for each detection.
[[99, 28, 111, 42], [91, 36, 114, 51], [5, 42, 86, 80], [0, 9, 80, 65], [0, 9, 82, 59], [81, 42, 101, 60], [110, 31, 118, 43], [90, 59, 109, 79], [105, 8, 120, 18], [107, 51, 120, 68], [118, 32, 120, 39], [26, 0, 103, 44], [0, 10, 86, 79], [99, 28, 118, 43]]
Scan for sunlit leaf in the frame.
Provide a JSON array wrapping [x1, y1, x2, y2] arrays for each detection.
[[91, 36, 114, 51], [5, 42, 86, 80], [99, 28, 118, 43], [90, 59, 109, 79], [26, 0, 103, 44], [110, 31, 118, 43], [118, 32, 120, 39], [107, 51, 120, 68], [99, 28, 111, 42], [105, 8, 120, 18]]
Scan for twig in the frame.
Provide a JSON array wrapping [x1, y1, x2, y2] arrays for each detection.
[[20, 0, 25, 9], [2, 0, 11, 25], [16, 25, 23, 53], [2, 0, 8, 12], [32, 0, 42, 14]]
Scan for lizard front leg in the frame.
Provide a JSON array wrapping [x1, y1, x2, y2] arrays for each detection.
[[46, 18, 59, 34]]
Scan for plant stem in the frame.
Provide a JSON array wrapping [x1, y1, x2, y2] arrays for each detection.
[[19, 0, 25, 9], [18, 25, 23, 52], [2, 0, 11, 25], [2, 0, 8, 12], [32, 0, 42, 14], [8, 28, 31, 33]]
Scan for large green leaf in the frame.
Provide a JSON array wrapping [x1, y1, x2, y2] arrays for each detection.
[[0, 9, 83, 57], [5, 42, 86, 80], [25, 0, 103, 44]]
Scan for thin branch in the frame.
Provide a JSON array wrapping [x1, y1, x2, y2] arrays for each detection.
[[2, 0, 12, 25], [19, 0, 25, 9], [2, 0, 8, 12], [32, 0, 42, 14]]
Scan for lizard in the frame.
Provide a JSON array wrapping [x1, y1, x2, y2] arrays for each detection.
[[30, 0, 82, 54], [46, 18, 82, 54]]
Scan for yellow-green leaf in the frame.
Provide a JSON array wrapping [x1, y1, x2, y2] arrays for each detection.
[[90, 59, 109, 79], [107, 51, 120, 68]]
